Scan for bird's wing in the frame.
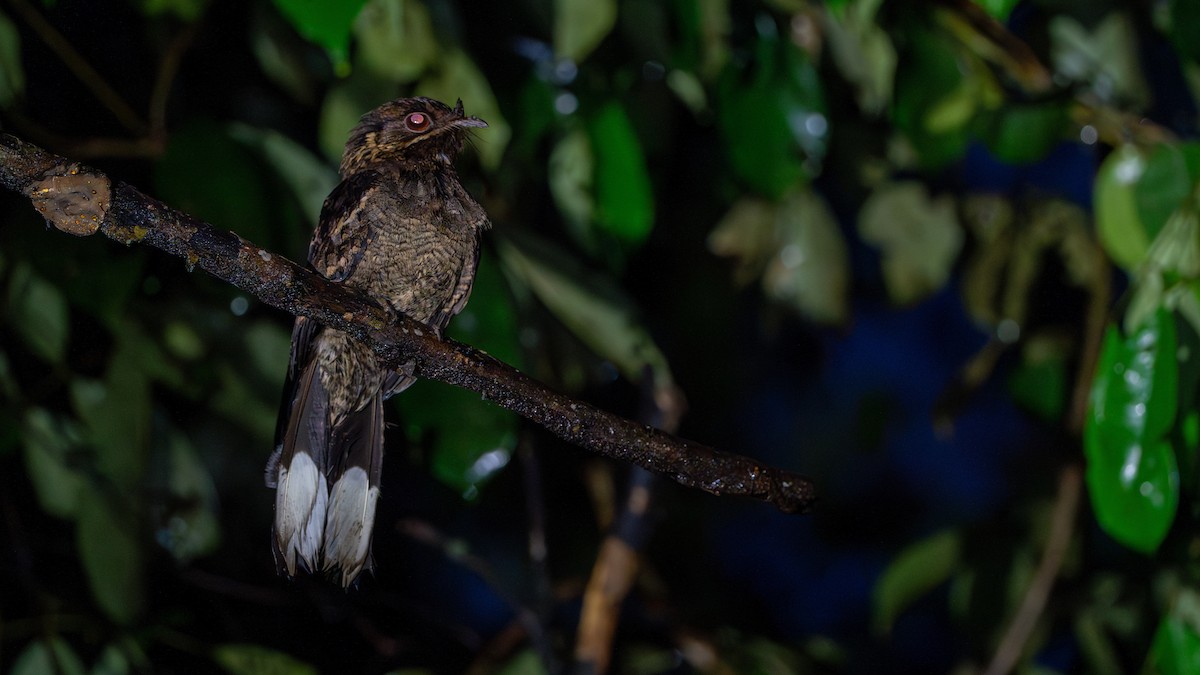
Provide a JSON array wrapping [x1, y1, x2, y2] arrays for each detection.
[[308, 170, 385, 282]]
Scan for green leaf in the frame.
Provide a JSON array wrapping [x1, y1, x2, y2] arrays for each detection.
[[318, 71, 390, 163], [1085, 313, 1181, 553], [497, 230, 675, 388], [10, 638, 86, 675], [1169, 0, 1200, 63], [77, 486, 145, 623], [1135, 142, 1200, 243], [974, 0, 1019, 20], [1152, 614, 1200, 675], [354, 0, 437, 84], [553, 0, 617, 63], [21, 408, 87, 519], [92, 643, 132, 675], [271, 0, 369, 75], [1094, 144, 1150, 271], [548, 127, 595, 241], [155, 121, 278, 249], [494, 649, 550, 675], [717, 30, 827, 197], [975, 101, 1069, 165], [416, 49, 511, 171], [6, 262, 69, 363], [71, 343, 152, 493], [212, 644, 318, 675], [892, 27, 971, 168], [0, 9, 24, 108], [229, 123, 339, 228], [872, 529, 961, 634], [398, 253, 518, 497], [1050, 14, 1149, 107], [857, 182, 963, 305], [1008, 357, 1068, 423], [586, 102, 655, 245]]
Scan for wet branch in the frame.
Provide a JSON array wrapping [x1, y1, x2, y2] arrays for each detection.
[[0, 132, 816, 514]]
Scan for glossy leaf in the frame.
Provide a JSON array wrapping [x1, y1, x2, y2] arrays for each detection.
[[212, 644, 318, 675], [1085, 313, 1181, 553], [496, 230, 675, 387], [586, 102, 655, 245], [0, 9, 24, 108], [1094, 144, 1149, 271], [354, 0, 436, 84], [873, 530, 961, 634], [5, 262, 68, 363], [554, 0, 616, 63], [10, 638, 86, 675], [858, 182, 963, 305], [271, 0, 368, 74], [21, 407, 86, 518], [416, 49, 511, 171], [77, 486, 145, 623]]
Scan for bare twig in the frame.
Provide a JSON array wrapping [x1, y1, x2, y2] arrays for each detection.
[[0, 132, 817, 514]]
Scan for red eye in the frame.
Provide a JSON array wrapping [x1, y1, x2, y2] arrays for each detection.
[[405, 112, 430, 132]]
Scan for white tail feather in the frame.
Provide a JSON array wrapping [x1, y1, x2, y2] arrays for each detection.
[[274, 452, 328, 576], [323, 467, 380, 586]]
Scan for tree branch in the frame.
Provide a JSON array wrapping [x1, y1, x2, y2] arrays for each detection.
[[0, 132, 817, 514]]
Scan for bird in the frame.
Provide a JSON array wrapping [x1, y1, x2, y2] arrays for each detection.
[[265, 97, 489, 586]]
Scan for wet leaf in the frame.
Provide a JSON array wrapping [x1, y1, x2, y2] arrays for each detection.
[[0, 9, 24, 108], [77, 486, 145, 623], [1095, 144, 1150, 270], [1085, 313, 1180, 553], [554, 0, 617, 63], [21, 407, 86, 519], [586, 102, 655, 245], [271, 0, 368, 75], [212, 644, 318, 675], [416, 49, 510, 171], [355, 0, 437, 83], [497, 230, 675, 387], [858, 182, 963, 305], [873, 529, 961, 634], [10, 638, 86, 675], [762, 188, 849, 325]]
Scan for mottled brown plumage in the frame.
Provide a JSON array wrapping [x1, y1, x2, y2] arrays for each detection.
[[266, 97, 489, 586]]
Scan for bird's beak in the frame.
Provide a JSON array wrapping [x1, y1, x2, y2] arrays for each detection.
[[452, 98, 488, 128]]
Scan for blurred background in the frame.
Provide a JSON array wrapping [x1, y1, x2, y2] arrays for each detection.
[[1, 0, 1199, 673]]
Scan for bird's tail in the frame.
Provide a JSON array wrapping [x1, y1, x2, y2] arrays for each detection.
[[268, 361, 384, 587]]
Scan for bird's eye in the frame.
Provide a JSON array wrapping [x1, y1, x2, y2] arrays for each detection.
[[404, 112, 430, 132]]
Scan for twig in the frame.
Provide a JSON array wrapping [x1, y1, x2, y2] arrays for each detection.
[[982, 241, 1110, 675], [0, 132, 816, 513], [6, 0, 148, 135]]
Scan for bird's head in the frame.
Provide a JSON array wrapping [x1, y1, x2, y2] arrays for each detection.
[[339, 97, 487, 176]]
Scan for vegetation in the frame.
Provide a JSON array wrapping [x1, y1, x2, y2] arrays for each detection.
[[1, 0, 1199, 672]]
